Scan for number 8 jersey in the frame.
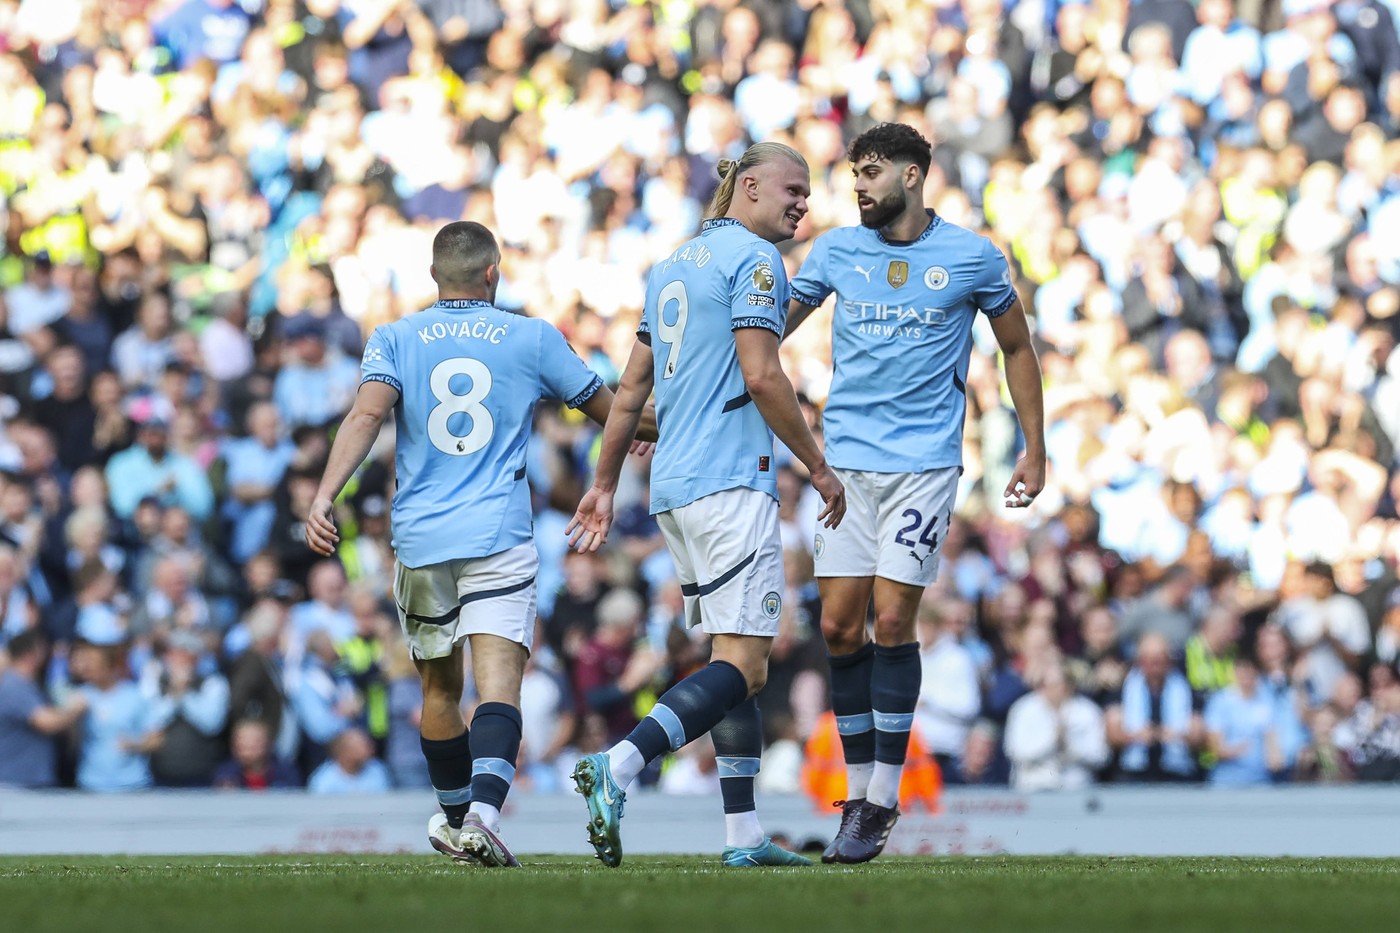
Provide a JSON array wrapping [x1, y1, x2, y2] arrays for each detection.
[[360, 298, 603, 567], [639, 218, 789, 514]]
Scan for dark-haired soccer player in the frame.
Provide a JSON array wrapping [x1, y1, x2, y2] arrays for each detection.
[[306, 221, 655, 868], [787, 122, 1046, 863], [567, 142, 846, 868]]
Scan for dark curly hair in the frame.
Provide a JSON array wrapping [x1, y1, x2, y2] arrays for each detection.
[[847, 123, 932, 177]]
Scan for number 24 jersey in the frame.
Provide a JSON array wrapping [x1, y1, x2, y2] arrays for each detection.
[[791, 213, 1017, 474], [361, 299, 603, 567]]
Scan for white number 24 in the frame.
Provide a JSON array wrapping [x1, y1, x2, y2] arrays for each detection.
[[656, 280, 688, 379], [427, 357, 494, 456]]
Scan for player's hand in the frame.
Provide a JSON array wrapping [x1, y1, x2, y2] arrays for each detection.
[[1004, 454, 1046, 509], [628, 439, 654, 457], [565, 486, 615, 552], [810, 465, 846, 529], [305, 497, 340, 556]]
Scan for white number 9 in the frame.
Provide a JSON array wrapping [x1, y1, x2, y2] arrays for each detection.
[[428, 357, 494, 456], [656, 280, 688, 379]]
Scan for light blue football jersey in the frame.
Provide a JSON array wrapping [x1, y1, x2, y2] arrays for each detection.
[[791, 212, 1016, 473], [639, 218, 789, 513], [361, 299, 603, 567]]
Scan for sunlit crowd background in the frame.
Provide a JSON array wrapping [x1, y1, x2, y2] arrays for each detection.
[[0, 0, 1398, 797]]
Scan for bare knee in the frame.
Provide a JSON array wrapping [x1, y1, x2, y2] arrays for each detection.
[[873, 609, 916, 646], [711, 636, 771, 697], [821, 613, 867, 656], [416, 653, 465, 703]]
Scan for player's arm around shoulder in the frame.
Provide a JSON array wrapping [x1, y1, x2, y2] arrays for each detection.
[[784, 230, 835, 340]]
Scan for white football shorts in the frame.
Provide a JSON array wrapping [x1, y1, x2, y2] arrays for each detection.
[[393, 542, 538, 659], [656, 486, 785, 638], [813, 466, 960, 587]]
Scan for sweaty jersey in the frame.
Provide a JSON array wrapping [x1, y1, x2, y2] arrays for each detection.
[[639, 218, 789, 514], [361, 299, 603, 567], [791, 212, 1015, 473]]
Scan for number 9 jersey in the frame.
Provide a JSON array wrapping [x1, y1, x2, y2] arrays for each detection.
[[360, 298, 604, 567], [639, 218, 790, 515]]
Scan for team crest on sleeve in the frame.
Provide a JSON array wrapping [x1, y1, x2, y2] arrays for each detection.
[[363, 346, 385, 363], [923, 266, 950, 290], [762, 591, 783, 619], [887, 261, 909, 288], [752, 263, 776, 292]]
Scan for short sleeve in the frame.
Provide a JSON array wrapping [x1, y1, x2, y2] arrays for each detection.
[[360, 326, 401, 394], [972, 238, 1017, 318], [729, 247, 786, 336], [539, 322, 604, 409], [790, 233, 833, 308]]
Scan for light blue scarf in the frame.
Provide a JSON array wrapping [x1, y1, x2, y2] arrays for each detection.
[[1120, 668, 1195, 776]]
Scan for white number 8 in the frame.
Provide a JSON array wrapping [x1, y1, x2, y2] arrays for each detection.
[[428, 358, 494, 456], [656, 280, 688, 379]]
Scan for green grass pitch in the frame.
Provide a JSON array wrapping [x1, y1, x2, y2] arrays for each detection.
[[3, 855, 1397, 932]]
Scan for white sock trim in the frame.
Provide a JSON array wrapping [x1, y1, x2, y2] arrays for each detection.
[[846, 761, 875, 800], [724, 810, 765, 849], [605, 740, 646, 790], [468, 802, 502, 833], [865, 762, 903, 809]]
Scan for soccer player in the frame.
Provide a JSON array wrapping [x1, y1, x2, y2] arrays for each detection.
[[305, 221, 655, 868], [786, 123, 1046, 863], [565, 142, 846, 868]]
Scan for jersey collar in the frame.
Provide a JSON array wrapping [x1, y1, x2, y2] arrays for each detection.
[[701, 218, 745, 233], [431, 298, 494, 311], [877, 210, 941, 247]]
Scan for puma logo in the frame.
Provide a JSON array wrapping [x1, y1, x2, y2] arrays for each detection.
[[909, 550, 927, 568], [853, 264, 874, 282]]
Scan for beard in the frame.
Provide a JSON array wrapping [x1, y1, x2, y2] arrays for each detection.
[[858, 189, 906, 229]]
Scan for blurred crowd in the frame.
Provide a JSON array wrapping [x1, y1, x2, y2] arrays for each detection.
[[0, 0, 1399, 796]]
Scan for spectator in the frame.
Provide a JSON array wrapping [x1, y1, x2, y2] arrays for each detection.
[[1277, 562, 1369, 707], [1116, 565, 1199, 655], [72, 637, 163, 792], [271, 311, 360, 430], [0, 630, 86, 787], [307, 726, 392, 794], [213, 718, 301, 790], [220, 401, 295, 563], [141, 630, 230, 787], [914, 595, 982, 783], [1068, 604, 1129, 707], [1185, 605, 1241, 694], [104, 414, 215, 523], [1004, 661, 1110, 791], [1204, 655, 1306, 785], [382, 636, 429, 789], [517, 633, 576, 794], [5, 253, 70, 337], [290, 629, 359, 774], [1106, 633, 1202, 782], [571, 588, 662, 745], [225, 600, 296, 762]]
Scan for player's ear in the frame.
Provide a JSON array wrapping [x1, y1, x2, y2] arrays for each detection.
[[743, 171, 761, 202], [904, 162, 921, 191], [429, 263, 439, 285]]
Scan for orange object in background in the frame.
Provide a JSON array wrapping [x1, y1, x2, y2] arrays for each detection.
[[801, 711, 942, 813]]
